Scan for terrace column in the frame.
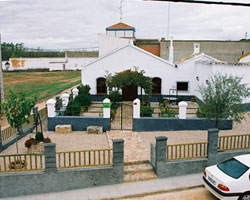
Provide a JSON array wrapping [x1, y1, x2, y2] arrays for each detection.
[[61, 92, 69, 107], [103, 98, 110, 118], [72, 88, 79, 100], [207, 128, 219, 165], [46, 99, 56, 117], [112, 139, 124, 183], [178, 101, 188, 119], [133, 98, 140, 118]]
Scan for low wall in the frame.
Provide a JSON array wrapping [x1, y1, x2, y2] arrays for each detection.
[[47, 116, 110, 131], [0, 140, 124, 198], [0, 167, 122, 198], [133, 117, 232, 132], [151, 130, 250, 179]]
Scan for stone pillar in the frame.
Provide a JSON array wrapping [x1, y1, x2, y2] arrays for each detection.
[[112, 139, 124, 182], [133, 98, 140, 118], [33, 107, 38, 124], [61, 93, 69, 107], [72, 88, 79, 100], [178, 101, 188, 119], [103, 98, 110, 118], [44, 143, 57, 172], [0, 126, 3, 151], [207, 128, 219, 165], [46, 99, 56, 117], [155, 136, 167, 176]]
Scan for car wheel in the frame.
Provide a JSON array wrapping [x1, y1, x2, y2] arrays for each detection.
[[239, 192, 250, 200]]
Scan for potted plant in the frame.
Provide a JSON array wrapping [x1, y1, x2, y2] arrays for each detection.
[[25, 131, 51, 153]]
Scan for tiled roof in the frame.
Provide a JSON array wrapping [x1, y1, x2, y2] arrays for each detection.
[[106, 22, 135, 30], [239, 52, 250, 60], [174, 53, 201, 65]]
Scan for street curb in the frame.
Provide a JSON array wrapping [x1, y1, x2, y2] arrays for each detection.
[[101, 184, 204, 200]]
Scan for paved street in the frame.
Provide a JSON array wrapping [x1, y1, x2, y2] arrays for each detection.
[[126, 187, 218, 200]]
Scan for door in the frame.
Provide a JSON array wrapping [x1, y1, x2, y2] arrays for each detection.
[[122, 86, 138, 101]]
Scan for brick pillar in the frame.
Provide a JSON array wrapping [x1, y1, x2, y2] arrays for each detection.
[[44, 143, 57, 172], [112, 139, 124, 182], [155, 136, 167, 176], [207, 128, 219, 165]]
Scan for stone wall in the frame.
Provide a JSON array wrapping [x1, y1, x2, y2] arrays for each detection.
[[0, 140, 124, 198], [47, 116, 110, 132], [133, 117, 232, 132], [151, 129, 250, 178]]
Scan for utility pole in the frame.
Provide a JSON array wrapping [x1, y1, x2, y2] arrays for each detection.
[[0, 34, 5, 112]]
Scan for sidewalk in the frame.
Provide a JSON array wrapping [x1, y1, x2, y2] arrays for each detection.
[[1, 173, 203, 200]]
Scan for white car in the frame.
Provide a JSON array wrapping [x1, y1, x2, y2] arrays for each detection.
[[203, 154, 250, 200]]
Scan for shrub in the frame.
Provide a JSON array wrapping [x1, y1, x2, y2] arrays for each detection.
[[65, 101, 81, 116], [77, 84, 91, 95], [141, 104, 153, 117], [35, 131, 44, 142], [74, 93, 91, 108], [160, 107, 177, 117], [107, 91, 122, 103]]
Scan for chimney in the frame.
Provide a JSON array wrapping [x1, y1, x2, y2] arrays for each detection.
[[169, 36, 174, 63], [193, 43, 200, 54]]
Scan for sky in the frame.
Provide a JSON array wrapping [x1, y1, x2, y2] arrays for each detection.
[[0, 0, 249, 50]]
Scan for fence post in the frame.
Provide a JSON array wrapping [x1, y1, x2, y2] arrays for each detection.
[[178, 101, 188, 119], [133, 98, 140, 118], [46, 99, 56, 117], [207, 128, 219, 165], [33, 106, 38, 123], [112, 139, 124, 182], [61, 93, 69, 107], [72, 88, 79, 100], [155, 136, 167, 176], [44, 143, 57, 172], [0, 126, 3, 151], [103, 98, 110, 118]]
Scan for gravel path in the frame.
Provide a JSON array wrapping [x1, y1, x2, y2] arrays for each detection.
[[1, 131, 110, 155], [139, 112, 250, 151]]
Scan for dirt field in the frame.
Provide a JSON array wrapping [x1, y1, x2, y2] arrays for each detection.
[[3, 71, 81, 102]]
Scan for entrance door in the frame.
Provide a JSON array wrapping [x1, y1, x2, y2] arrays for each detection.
[[122, 86, 138, 101]]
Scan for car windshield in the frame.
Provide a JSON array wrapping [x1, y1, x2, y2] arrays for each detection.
[[217, 158, 249, 179]]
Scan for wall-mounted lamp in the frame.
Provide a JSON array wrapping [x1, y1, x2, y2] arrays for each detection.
[[5, 61, 10, 71], [196, 76, 199, 81], [206, 80, 209, 85]]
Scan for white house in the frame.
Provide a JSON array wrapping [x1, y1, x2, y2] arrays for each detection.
[[81, 22, 250, 103]]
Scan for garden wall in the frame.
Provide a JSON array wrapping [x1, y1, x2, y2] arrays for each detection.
[[133, 117, 232, 132], [0, 140, 124, 198], [151, 131, 250, 178], [47, 116, 110, 131]]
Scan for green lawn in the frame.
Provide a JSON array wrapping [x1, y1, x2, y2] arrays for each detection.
[[3, 71, 81, 102]]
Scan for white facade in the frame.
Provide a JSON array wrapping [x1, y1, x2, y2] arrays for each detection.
[[2, 57, 97, 71]]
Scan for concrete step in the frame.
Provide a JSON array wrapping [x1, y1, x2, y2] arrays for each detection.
[[124, 162, 157, 183], [124, 170, 157, 183]]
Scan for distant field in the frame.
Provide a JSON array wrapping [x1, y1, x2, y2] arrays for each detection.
[[3, 71, 81, 102]]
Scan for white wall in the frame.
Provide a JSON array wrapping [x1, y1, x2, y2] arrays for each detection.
[[82, 44, 177, 95], [2, 57, 97, 71], [99, 34, 133, 57]]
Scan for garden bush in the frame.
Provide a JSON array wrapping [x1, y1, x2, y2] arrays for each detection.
[[77, 84, 91, 95], [107, 91, 122, 103], [65, 101, 81, 116], [74, 93, 91, 108]]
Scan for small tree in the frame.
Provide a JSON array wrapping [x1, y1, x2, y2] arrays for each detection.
[[198, 74, 250, 128], [1, 90, 37, 153]]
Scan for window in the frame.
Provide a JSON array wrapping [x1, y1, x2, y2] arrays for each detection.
[[177, 82, 188, 91], [97, 78, 107, 95], [217, 158, 249, 179], [152, 77, 161, 95]]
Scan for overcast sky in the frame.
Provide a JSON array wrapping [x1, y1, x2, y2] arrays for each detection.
[[0, 0, 249, 49]]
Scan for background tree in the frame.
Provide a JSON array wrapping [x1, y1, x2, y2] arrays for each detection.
[[198, 74, 250, 128], [1, 90, 37, 153]]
